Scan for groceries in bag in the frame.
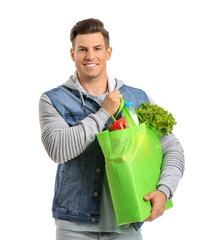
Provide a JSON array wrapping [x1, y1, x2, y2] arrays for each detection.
[[136, 102, 176, 136], [122, 102, 139, 128], [109, 118, 126, 131]]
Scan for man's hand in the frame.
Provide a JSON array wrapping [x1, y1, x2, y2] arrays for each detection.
[[102, 91, 123, 116], [143, 190, 167, 222]]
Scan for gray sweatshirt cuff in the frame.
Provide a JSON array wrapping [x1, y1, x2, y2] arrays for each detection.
[[157, 185, 171, 200]]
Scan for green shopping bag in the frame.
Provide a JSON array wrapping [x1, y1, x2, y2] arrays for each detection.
[[96, 100, 173, 226]]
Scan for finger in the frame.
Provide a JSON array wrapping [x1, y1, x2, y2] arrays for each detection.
[[143, 209, 157, 222], [144, 206, 163, 222], [113, 92, 123, 99], [106, 91, 122, 99], [150, 206, 160, 220], [150, 207, 164, 221], [109, 90, 120, 95], [112, 90, 122, 97], [144, 192, 154, 201], [143, 191, 166, 222]]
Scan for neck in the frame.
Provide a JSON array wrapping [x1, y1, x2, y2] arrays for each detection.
[[77, 73, 108, 96]]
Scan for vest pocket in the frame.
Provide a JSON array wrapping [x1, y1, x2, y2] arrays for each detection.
[[55, 165, 69, 206]]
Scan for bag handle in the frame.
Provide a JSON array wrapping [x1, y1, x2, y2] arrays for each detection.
[[111, 98, 125, 122], [121, 102, 136, 127], [111, 98, 141, 128]]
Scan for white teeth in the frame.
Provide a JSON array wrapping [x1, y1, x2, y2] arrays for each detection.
[[85, 64, 96, 67]]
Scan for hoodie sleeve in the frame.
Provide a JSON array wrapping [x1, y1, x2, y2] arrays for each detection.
[[146, 93, 185, 199], [157, 134, 185, 199], [39, 93, 111, 163]]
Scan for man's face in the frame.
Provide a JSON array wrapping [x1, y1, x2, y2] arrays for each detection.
[[70, 32, 112, 81]]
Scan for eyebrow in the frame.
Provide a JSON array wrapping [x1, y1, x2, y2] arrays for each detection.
[[78, 45, 104, 49], [78, 45, 87, 49], [94, 45, 103, 48]]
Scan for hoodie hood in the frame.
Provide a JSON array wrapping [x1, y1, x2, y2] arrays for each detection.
[[63, 72, 124, 114], [64, 72, 124, 94]]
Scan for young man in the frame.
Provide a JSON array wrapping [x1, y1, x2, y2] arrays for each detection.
[[39, 18, 184, 240]]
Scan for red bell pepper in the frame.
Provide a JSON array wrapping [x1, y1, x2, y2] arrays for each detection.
[[110, 118, 126, 131]]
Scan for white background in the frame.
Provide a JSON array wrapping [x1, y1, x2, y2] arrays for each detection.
[[0, 0, 223, 239]]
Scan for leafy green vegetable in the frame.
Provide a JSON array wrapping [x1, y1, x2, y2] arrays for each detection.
[[136, 102, 177, 136]]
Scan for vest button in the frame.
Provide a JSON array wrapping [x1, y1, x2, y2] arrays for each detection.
[[96, 168, 101, 173], [91, 218, 96, 223], [93, 192, 98, 197]]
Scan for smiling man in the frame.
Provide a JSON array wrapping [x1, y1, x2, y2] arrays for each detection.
[[39, 18, 184, 240], [71, 33, 111, 79]]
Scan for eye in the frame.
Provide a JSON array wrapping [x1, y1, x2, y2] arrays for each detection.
[[95, 47, 102, 51], [79, 48, 86, 52]]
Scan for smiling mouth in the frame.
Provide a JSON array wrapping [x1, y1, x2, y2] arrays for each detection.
[[84, 63, 98, 67]]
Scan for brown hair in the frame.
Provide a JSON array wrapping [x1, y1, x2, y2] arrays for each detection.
[[70, 18, 110, 48]]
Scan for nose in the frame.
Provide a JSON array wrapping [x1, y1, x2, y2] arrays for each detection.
[[86, 49, 95, 61]]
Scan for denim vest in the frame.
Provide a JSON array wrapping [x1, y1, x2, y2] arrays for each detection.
[[45, 84, 149, 230]]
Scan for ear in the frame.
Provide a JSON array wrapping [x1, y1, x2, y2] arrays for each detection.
[[70, 48, 75, 62], [106, 47, 112, 61]]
